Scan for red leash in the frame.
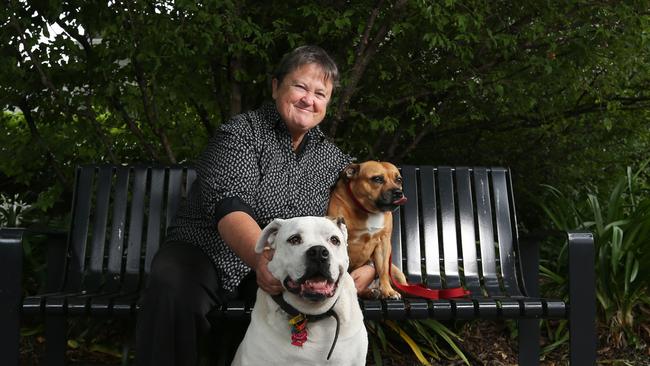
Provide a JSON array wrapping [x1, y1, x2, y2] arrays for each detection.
[[389, 254, 469, 299]]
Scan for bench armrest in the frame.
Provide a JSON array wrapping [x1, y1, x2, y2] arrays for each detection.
[[567, 231, 596, 362], [0, 227, 25, 356]]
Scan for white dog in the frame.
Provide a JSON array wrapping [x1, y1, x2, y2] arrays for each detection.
[[231, 216, 368, 366]]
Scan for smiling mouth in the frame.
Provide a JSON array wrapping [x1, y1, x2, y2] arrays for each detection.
[[284, 275, 339, 301]]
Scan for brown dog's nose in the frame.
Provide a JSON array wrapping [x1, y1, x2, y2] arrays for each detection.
[[392, 190, 404, 200], [307, 245, 329, 263]]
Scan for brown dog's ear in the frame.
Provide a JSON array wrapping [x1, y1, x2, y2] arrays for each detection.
[[341, 163, 360, 182]]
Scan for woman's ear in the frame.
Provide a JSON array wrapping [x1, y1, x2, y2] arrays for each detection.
[[255, 218, 285, 253]]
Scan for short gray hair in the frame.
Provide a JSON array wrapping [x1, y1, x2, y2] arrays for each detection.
[[273, 45, 339, 88]]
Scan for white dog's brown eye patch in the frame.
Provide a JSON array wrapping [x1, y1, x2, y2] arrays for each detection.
[[287, 234, 302, 245]]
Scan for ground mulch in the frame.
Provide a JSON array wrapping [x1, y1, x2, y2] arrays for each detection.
[[20, 318, 649, 365]]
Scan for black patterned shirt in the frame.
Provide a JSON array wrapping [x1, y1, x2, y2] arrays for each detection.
[[166, 103, 352, 295]]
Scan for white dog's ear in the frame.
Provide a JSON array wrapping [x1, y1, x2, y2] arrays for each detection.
[[327, 216, 348, 243], [255, 218, 285, 253]]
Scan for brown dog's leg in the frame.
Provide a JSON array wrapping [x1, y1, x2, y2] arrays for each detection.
[[374, 240, 401, 299]]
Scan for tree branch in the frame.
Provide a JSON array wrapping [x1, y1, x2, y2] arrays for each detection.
[[18, 96, 69, 187], [329, 0, 408, 137], [111, 96, 161, 161]]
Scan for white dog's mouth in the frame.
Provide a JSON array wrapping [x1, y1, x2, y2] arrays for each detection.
[[284, 275, 339, 301]]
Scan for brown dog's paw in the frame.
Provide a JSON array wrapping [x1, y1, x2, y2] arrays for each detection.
[[380, 287, 402, 300]]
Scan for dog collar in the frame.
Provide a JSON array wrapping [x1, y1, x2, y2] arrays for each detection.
[[346, 182, 373, 214], [271, 294, 340, 360]]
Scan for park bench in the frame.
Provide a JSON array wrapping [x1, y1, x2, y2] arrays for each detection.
[[0, 164, 596, 365]]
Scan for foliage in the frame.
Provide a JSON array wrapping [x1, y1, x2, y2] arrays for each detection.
[[1, 1, 650, 215], [366, 319, 468, 365], [2, 1, 650, 362], [537, 163, 650, 349], [0, 193, 34, 227]]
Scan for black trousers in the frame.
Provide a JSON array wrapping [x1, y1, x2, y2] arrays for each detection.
[[135, 241, 256, 366]]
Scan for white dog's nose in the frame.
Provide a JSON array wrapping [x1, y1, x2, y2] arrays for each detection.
[[307, 245, 329, 263]]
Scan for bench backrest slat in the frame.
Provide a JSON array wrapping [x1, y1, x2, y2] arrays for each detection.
[[390, 202, 403, 273], [456, 167, 481, 293], [66, 166, 95, 291], [122, 166, 148, 291], [492, 168, 522, 297], [166, 167, 184, 229], [437, 167, 461, 288], [400, 166, 422, 284], [473, 168, 501, 296], [85, 166, 113, 291], [104, 166, 130, 290], [418, 167, 442, 289], [144, 167, 165, 274]]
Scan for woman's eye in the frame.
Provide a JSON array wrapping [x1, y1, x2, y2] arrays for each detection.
[[288, 234, 302, 245], [330, 236, 340, 246]]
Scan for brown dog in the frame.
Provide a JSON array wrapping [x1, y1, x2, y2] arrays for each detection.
[[327, 161, 408, 299]]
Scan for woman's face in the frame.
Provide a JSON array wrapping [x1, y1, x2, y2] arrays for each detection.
[[272, 63, 333, 141]]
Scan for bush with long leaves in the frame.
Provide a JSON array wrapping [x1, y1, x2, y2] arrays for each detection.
[[536, 162, 650, 349], [366, 319, 469, 365]]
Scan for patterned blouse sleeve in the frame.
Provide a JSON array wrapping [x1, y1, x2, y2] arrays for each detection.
[[194, 114, 259, 224]]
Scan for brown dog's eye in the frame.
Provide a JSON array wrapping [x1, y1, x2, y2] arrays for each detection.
[[371, 176, 384, 184], [396, 176, 403, 184], [287, 234, 302, 245], [329, 236, 341, 246]]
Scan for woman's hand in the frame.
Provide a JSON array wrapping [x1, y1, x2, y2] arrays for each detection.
[[255, 248, 283, 295], [350, 264, 376, 294]]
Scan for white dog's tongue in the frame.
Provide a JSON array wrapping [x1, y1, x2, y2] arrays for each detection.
[[302, 278, 334, 295]]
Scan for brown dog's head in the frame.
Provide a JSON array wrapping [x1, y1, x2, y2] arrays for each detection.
[[341, 161, 407, 212]]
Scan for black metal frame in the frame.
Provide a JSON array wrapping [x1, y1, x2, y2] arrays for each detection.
[[0, 164, 596, 365]]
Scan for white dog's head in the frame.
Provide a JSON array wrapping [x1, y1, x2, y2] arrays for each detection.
[[255, 216, 349, 313]]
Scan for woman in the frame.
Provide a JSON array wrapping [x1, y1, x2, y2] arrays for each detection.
[[136, 45, 375, 366]]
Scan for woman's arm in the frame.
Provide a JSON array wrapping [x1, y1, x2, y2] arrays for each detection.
[[218, 211, 283, 295]]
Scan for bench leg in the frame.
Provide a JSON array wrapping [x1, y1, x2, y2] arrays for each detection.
[[0, 228, 24, 366], [518, 319, 540, 365], [518, 233, 540, 365], [568, 232, 596, 365], [44, 314, 67, 366]]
